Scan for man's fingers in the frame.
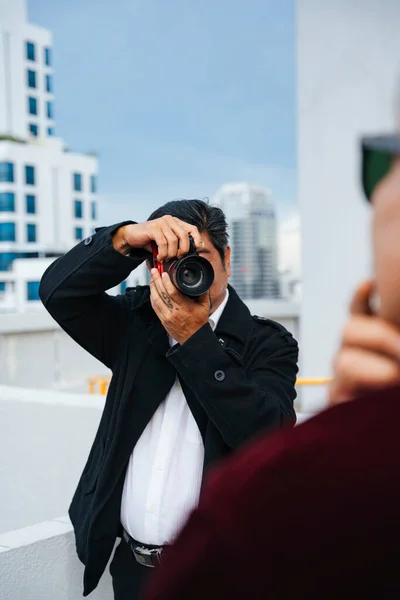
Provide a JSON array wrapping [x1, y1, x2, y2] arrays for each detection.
[[349, 280, 375, 316], [151, 269, 175, 311], [175, 219, 202, 251], [341, 315, 400, 360], [161, 272, 182, 302], [168, 219, 191, 256], [161, 229, 179, 262], [198, 291, 212, 312], [149, 278, 163, 310], [151, 216, 203, 261], [153, 231, 169, 262]]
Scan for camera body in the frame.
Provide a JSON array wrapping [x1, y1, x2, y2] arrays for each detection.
[[151, 236, 214, 298]]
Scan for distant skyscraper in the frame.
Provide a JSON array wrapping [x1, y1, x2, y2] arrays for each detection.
[[214, 183, 280, 299], [0, 0, 98, 307]]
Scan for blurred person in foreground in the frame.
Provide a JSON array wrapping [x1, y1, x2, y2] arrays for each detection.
[[143, 137, 400, 600], [39, 199, 298, 599]]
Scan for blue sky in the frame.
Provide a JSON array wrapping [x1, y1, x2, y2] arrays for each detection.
[[29, 0, 296, 225]]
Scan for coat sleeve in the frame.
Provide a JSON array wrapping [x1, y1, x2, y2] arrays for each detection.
[[39, 222, 148, 369], [166, 321, 299, 449]]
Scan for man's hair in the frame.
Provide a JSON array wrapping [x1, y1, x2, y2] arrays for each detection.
[[148, 199, 229, 263]]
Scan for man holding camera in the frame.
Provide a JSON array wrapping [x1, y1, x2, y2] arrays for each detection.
[[39, 199, 298, 599]]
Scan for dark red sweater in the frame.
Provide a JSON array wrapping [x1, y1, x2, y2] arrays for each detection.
[[144, 386, 400, 599]]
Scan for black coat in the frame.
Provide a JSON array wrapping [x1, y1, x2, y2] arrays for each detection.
[[39, 223, 299, 596]]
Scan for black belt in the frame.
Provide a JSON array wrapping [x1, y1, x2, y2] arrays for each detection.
[[122, 528, 164, 568]]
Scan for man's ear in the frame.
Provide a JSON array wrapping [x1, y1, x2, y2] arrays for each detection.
[[224, 246, 231, 277]]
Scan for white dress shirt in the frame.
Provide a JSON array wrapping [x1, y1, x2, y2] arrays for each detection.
[[120, 290, 229, 546]]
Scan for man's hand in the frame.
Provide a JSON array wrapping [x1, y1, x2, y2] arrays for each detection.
[[150, 268, 211, 345], [112, 216, 203, 260], [329, 281, 400, 405]]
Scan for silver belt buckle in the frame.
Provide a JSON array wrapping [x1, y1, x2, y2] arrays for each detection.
[[133, 546, 157, 568], [132, 546, 162, 569]]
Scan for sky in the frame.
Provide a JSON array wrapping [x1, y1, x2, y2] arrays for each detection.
[[29, 0, 299, 270]]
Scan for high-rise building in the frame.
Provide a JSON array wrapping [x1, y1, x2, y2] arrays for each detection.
[[214, 183, 280, 299], [0, 0, 99, 308]]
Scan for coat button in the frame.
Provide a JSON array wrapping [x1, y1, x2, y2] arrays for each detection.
[[84, 236, 93, 246], [214, 370, 225, 382]]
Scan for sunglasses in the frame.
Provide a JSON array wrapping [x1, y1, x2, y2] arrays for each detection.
[[361, 135, 400, 202]]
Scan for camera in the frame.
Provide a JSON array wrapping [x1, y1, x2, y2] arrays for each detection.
[[151, 235, 214, 298]]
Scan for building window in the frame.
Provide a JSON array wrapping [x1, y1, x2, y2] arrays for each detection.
[[26, 195, 36, 214], [27, 69, 37, 88], [27, 281, 40, 301], [28, 97, 38, 115], [75, 227, 83, 241], [0, 282, 5, 292], [0, 162, 14, 182], [0, 223, 16, 242], [0, 192, 15, 212], [0, 253, 15, 271], [73, 173, 82, 192], [25, 165, 36, 186], [44, 47, 52, 66], [45, 74, 53, 93], [91, 201, 97, 220], [74, 200, 83, 219], [29, 123, 39, 137], [91, 175, 97, 193], [46, 101, 54, 120], [26, 41, 36, 61], [47, 127, 55, 136], [26, 223, 37, 243]]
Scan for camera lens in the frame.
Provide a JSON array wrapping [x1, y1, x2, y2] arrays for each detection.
[[181, 264, 202, 287], [173, 256, 214, 297]]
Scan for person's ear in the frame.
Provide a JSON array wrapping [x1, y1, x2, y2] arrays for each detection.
[[224, 247, 231, 277]]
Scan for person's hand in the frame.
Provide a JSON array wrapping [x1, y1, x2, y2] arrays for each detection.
[[149, 268, 211, 344], [113, 217, 203, 261], [329, 281, 400, 405]]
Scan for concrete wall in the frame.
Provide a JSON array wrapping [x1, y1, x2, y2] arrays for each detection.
[[0, 386, 104, 533], [0, 312, 110, 390], [0, 383, 311, 599], [0, 518, 112, 600], [0, 389, 311, 600], [0, 383, 310, 536], [297, 0, 400, 411], [0, 300, 300, 390]]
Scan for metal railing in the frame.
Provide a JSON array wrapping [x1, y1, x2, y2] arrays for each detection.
[[88, 376, 332, 395], [88, 376, 111, 395], [296, 378, 331, 386]]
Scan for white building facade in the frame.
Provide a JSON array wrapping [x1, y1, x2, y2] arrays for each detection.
[[298, 0, 400, 411], [0, 0, 55, 141], [214, 182, 280, 299], [0, 0, 99, 309]]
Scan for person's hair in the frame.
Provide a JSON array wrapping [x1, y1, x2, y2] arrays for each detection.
[[148, 199, 229, 263]]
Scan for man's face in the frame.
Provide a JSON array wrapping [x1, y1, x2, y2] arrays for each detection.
[[372, 157, 400, 327], [197, 232, 231, 313]]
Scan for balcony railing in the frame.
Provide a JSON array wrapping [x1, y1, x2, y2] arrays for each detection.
[[88, 376, 332, 395]]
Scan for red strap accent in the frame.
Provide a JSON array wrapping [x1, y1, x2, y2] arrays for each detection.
[[151, 241, 164, 275]]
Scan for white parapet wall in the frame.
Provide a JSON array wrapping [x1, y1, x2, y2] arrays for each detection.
[[0, 384, 310, 535], [0, 312, 111, 391], [0, 384, 312, 600], [0, 517, 112, 600], [0, 386, 105, 533], [0, 299, 300, 391]]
